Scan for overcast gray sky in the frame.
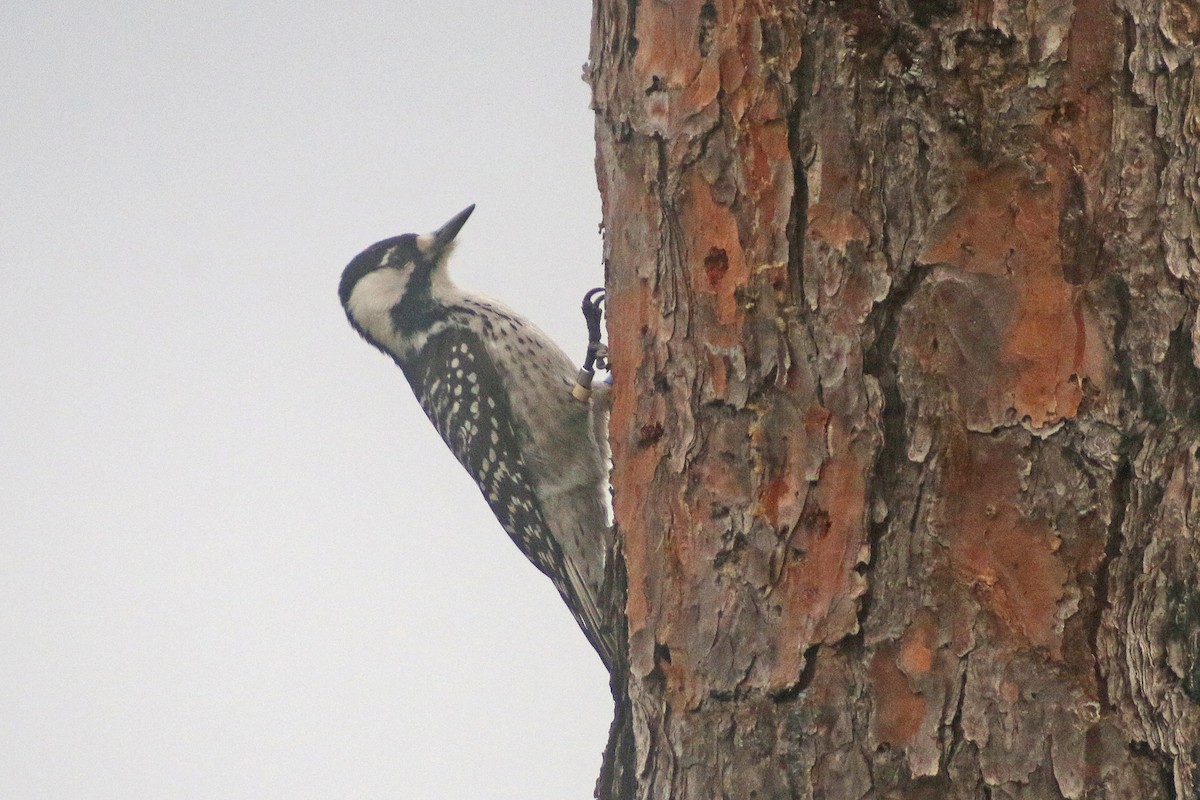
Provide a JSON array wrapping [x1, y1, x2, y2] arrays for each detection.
[[1, 3, 612, 798]]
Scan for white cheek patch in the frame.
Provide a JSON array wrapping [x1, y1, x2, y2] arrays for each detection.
[[416, 234, 434, 253], [346, 266, 411, 344]]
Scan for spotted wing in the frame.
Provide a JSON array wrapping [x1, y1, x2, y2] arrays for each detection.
[[404, 327, 613, 666]]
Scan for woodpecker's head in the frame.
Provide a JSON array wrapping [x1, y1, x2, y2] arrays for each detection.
[[339, 205, 474, 349]]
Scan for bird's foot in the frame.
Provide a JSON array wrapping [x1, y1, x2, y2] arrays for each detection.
[[573, 287, 609, 401]]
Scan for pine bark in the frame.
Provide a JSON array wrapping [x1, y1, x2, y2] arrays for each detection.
[[588, 0, 1200, 797]]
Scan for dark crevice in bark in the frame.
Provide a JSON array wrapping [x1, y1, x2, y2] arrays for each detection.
[[785, 29, 818, 308], [1091, 432, 1138, 711], [1120, 12, 1146, 108], [942, 658, 970, 770], [679, 125, 723, 188], [698, 0, 717, 57], [1060, 169, 1103, 286], [910, 0, 958, 27], [597, 536, 636, 800], [859, 262, 934, 624], [783, 26, 829, 417], [771, 643, 820, 702], [1090, 271, 1140, 713], [1107, 271, 1171, 435], [796, 643, 820, 695], [596, 685, 637, 800], [625, 0, 639, 56]]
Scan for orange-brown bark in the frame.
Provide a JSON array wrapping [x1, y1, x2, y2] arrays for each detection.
[[590, 0, 1200, 796]]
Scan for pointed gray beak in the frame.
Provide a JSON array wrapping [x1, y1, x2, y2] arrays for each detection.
[[431, 205, 475, 253]]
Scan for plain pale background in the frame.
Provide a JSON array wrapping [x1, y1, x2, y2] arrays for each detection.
[[1, 2, 613, 798]]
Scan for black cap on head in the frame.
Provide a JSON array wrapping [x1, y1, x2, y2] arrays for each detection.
[[338, 205, 475, 308]]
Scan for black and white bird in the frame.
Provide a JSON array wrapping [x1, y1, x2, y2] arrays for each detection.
[[338, 206, 620, 670]]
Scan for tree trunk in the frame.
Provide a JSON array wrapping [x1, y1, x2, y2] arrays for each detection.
[[589, 0, 1200, 797]]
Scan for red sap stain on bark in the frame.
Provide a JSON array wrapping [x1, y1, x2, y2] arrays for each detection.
[[704, 247, 730, 287], [638, 421, 665, 447], [683, 173, 749, 331]]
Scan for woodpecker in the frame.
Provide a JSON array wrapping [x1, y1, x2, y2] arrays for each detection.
[[338, 205, 619, 670]]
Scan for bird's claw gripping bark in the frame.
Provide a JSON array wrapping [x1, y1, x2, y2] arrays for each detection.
[[573, 288, 609, 400], [582, 288, 608, 371]]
